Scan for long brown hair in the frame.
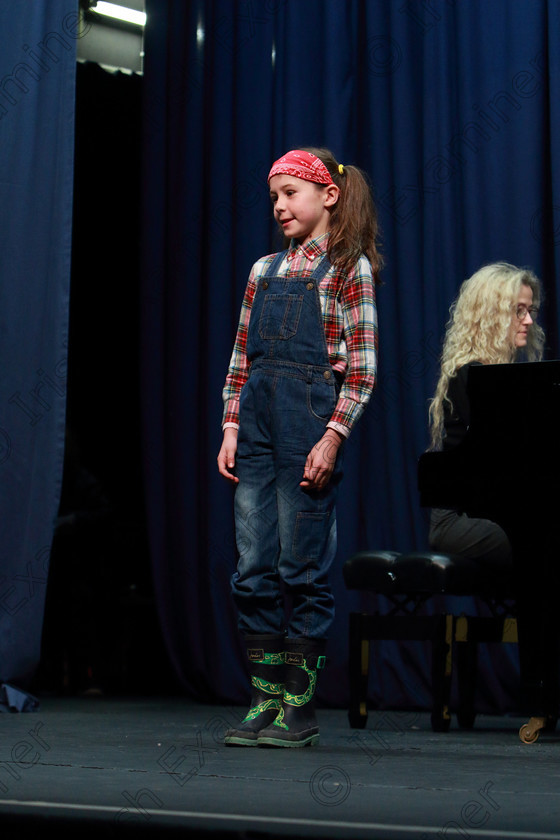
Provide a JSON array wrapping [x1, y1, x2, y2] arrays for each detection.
[[302, 147, 383, 279]]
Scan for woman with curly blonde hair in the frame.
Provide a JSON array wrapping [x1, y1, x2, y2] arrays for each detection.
[[427, 262, 545, 568]]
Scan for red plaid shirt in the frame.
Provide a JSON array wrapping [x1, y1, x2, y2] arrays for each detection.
[[222, 234, 377, 437]]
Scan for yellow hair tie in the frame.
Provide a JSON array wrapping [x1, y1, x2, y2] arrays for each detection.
[[338, 163, 344, 175]]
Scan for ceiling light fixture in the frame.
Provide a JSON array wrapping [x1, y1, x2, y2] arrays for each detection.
[[91, 2, 146, 27]]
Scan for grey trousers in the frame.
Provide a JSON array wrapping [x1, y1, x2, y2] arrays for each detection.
[[429, 508, 512, 570]]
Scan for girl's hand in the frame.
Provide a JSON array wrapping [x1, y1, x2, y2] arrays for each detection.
[[217, 427, 239, 483], [300, 429, 344, 491]]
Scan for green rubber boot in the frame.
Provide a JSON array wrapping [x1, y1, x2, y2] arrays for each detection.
[[258, 638, 326, 748], [224, 634, 285, 747]]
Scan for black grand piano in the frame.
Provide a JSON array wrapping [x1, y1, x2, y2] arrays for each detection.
[[418, 360, 560, 740]]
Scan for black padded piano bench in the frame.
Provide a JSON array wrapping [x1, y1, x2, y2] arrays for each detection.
[[343, 550, 517, 732]]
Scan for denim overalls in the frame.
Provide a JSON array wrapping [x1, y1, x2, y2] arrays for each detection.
[[231, 250, 344, 639]]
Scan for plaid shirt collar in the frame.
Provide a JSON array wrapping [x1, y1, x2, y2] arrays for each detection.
[[286, 233, 329, 262]]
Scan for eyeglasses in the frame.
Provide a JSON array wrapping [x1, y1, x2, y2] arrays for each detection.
[[515, 304, 539, 320]]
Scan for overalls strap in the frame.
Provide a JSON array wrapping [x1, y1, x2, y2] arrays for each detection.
[[265, 250, 289, 277]]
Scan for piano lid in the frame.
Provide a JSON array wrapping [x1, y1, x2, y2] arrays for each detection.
[[466, 358, 560, 446]]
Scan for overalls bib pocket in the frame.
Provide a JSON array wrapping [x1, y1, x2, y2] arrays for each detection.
[[258, 294, 303, 340]]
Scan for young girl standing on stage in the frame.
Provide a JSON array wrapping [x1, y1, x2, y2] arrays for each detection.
[[218, 148, 381, 747]]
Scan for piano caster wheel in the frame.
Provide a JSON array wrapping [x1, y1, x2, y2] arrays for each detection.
[[519, 717, 547, 744]]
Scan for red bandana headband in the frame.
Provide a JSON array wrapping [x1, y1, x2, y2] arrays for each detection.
[[267, 149, 335, 185]]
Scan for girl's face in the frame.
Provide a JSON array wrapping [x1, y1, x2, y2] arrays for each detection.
[[269, 174, 339, 246], [508, 283, 535, 349]]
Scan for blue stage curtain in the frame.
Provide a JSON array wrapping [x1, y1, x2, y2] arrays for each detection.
[[141, 0, 560, 711], [0, 2, 77, 701]]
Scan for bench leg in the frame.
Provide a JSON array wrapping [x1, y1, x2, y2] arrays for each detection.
[[455, 616, 477, 729], [348, 612, 369, 728], [431, 614, 453, 732]]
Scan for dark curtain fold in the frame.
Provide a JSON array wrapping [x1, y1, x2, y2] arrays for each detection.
[[0, 2, 77, 697], [141, 0, 560, 711]]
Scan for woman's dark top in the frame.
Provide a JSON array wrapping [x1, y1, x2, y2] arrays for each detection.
[[442, 361, 482, 451]]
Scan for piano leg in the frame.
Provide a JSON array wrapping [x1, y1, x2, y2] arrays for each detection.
[[510, 530, 560, 744]]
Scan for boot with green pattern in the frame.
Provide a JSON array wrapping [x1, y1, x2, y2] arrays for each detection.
[[224, 634, 285, 746], [258, 638, 326, 748]]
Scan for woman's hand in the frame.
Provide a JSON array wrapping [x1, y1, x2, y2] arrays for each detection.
[[217, 427, 239, 483], [300, 428, 344, 491]]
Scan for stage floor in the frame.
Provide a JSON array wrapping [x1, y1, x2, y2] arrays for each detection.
[[1, 696, 560, 839]]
